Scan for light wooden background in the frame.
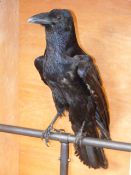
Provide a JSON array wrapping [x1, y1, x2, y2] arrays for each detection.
[[1, 0, 131, 175], [0, 0, 19, 175]]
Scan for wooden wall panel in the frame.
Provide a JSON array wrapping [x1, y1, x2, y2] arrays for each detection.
[[0, 0, 19, 175], [19, 0, 131, 175]]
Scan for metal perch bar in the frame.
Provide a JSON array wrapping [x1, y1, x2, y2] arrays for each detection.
[[0, 124, 131, 152]]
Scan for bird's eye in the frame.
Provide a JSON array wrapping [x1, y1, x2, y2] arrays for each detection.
[[56, 15, 61, 20]]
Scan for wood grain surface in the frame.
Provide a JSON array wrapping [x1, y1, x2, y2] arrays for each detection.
[[18, 0, 131, 175], [0, 0, 19, 175]]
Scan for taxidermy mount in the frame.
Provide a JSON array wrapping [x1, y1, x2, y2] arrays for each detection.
[[28, 9, 110, 168]]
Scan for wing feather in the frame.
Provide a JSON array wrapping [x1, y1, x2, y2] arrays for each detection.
[[77, 55, 110, 138], [34, 55, 47, 85]]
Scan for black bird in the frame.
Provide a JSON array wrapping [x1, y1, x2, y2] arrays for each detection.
[[28, 9, 110, 169]]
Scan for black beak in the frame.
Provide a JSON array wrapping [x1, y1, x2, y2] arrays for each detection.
[[28, 12, 52, 25]]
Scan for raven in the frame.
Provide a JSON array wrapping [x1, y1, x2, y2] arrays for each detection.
[[28, 9, 110, 169]]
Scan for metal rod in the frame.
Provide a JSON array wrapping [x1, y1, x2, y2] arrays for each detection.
[[60, 143, 69, 175], [0, 124, 131, 152]]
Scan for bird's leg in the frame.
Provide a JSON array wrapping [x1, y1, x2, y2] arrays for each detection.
[[96, 120, 110, 139], [42, 110, 64, 146], [75, 121, 86, 146]]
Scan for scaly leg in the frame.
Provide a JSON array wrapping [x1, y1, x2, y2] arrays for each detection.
[[96, 120, 110, 139], [42, 110, 64, 146], [75, 121, 86, 146]]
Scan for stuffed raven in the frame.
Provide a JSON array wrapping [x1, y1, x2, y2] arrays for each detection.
[[28, 9, 110, 169]]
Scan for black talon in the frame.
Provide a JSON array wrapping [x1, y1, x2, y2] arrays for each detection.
[[41, 127, 49, 146], [42, 124, 54, 146], [54, 128, 65, 133]]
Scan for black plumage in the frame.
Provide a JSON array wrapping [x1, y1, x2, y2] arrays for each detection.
[[28, 9, 110, 169]]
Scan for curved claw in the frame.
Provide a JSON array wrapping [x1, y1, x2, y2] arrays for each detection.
[[44, 131, 51, 147], [53, 128, 65, 133], [41, 125, 53, 147], [44, 137, 51, 147]]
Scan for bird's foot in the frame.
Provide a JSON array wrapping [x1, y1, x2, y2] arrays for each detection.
[[41, 124, 54, 146], [75, 132, 84, 147], [42, 125, 65, 146], [41, 110, 65, 146]]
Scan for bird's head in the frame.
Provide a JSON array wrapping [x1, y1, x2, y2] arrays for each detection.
[[28, 9, 74, 32]]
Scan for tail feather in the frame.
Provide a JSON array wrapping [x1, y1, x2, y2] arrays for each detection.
[[73, 120, 109, 169], [70, 110, 109, 168], [75, 144, 108, 169]]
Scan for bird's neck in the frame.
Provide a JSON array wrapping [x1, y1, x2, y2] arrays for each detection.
[[45, 27, 79, 55]]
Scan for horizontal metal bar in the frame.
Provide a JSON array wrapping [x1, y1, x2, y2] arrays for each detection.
[[0, 124, 131, 152]]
